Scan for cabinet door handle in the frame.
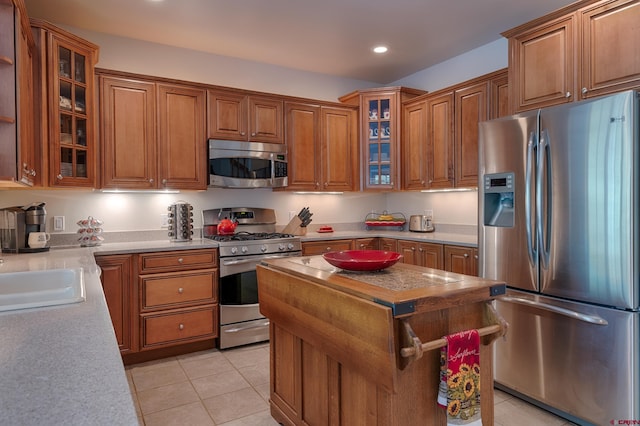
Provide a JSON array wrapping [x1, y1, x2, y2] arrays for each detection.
[[178, 323, 185, 330], [178, 287, 184, 294]]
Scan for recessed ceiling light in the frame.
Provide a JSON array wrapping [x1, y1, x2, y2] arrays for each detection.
[[373, 46, 388, 54]]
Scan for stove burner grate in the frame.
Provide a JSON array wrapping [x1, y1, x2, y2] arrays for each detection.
[[207, 231, 294, 242]]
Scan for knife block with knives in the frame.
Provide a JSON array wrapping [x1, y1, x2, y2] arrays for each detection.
[[282, 207, 312, 236]]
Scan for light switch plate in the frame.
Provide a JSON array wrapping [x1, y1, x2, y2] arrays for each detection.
[[53, 216, 65, 231], [160, 214, 169, 228]]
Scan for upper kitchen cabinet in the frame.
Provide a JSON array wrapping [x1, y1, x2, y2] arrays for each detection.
[[402, 69, 507, 190], [340, 87, 426, 191], [31, 19, 99, 188], [207, 89, 283, 143], [505, 0, 640, 112], [578, 0, 640, 99], [0, 0, 38, 187], [99, 70, 207, 190], [284, 101, 358, 192]]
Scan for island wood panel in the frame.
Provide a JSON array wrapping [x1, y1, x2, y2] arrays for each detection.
[[257, 264, 398, 393]]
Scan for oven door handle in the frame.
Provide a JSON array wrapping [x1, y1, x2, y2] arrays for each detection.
[[223, 319, 270, 333], [222, 254, 299, 266]]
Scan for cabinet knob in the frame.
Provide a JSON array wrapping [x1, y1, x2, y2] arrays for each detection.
[[464, 253, 469, 258], [178, 324, 184, 330], [581, 87, 588, 95], [178, 258, 184, 263], [474, 255, 479, 259], [162, 179, 167, 185], [324, 182, 328, 187], [411, 247, 415, 251], [57, 174, 63, 180], [419, 247, 423, 252], [149, 178, 154, 184], [326, 247, 331, 252], [251, 132, 256, 136], [178, 287, 184, 294], [359, 244, 365, 248], [240, 132, 246, 136], [565, 91, 571, 98]]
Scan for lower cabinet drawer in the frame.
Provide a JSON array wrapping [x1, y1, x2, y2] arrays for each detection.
[[141, 305, 218, 349], [140, 269, 217, 310]]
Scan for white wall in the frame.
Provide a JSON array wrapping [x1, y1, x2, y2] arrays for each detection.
[[64, 26, 377, 103], [1, 29, 505, 235]]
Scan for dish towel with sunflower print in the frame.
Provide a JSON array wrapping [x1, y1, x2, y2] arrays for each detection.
[[437, 329, 481, 425]]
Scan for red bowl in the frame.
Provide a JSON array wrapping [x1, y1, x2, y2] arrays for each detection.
[[322, 250, 402, 271]]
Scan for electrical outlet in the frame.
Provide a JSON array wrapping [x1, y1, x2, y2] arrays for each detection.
[[288, 210, 297, 220], [160, 214, 169, 228], [53, 216, 65, 231], [425, 209, 433, 219]]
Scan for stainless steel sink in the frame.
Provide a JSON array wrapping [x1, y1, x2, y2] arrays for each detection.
[[0, 268, 86, 312]]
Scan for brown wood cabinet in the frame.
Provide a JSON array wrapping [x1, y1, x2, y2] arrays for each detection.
[[0, 0, 38, 187], [302, 239, 354, 255], [444, 245, 479, 276], [402, 69, 508, 190], [505, 0, 640, 112], [95, 254, 136, 354], [396, 239, 444, 269], [379, 237, 398, 252], [31, 19, 99, 188], [284, 102, 358, 191], [138, 249, 218, 351], [340, 87, 427, 191], [353, 237, 378, 250], [207, 89, 283, 143], [99, 71, 207, 190]]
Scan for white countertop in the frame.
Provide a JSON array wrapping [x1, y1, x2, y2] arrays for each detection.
[[0, 239, 217, 426]]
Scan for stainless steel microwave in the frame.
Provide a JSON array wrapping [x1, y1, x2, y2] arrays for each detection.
[[208, 140, 288, 188]]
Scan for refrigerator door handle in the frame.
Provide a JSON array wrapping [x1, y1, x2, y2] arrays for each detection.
[[525, 131, 538, 264], [536, 129, 552, 269], [499, 296, 608, 325]]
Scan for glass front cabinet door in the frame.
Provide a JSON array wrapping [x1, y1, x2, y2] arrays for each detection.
[[34, 20, 99, 187], [364, 95, 394, 189]]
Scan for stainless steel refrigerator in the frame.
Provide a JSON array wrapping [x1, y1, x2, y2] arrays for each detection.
[[478, 90, 640, 426]]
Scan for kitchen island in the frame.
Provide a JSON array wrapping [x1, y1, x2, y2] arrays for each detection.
[[257, 255, 507, 426]]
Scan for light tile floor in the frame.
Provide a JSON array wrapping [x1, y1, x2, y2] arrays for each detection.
[[125, 342, 577, 425]]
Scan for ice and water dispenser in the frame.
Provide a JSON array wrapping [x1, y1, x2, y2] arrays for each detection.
[[483, 172, 515, 227]]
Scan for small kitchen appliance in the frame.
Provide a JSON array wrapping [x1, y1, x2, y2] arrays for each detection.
[[0, 203, 48, 253], [202, 207, 301, 349], [409, 214, 434, 232], [167, 201, 193, 242]]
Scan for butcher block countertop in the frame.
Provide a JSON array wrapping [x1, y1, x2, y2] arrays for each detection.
[[259, 255, 505, 317]]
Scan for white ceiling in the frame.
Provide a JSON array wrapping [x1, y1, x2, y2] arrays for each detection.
[[23, 0, 577, 84]]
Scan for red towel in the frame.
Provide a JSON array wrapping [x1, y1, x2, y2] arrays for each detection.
[[437, 329, 481, 425]]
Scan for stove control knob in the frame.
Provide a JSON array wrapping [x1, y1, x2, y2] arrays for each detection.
[[241, 246, 248, 253], [278, 243, 286, 251], [287, 243, 295, 250], [231, 247, 238, 255], [261, 245, 267, 252]]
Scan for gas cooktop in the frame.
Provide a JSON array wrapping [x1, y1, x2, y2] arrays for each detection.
[[206, 231, 294, 242]]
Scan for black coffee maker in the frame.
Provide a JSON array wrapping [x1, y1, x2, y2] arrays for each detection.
[[0, 202, 48, 253]]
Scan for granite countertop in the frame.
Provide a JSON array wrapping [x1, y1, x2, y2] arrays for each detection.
[[0, 238, 217, 426], [298, 227, 477, 247], [260, 254, 504, 317]]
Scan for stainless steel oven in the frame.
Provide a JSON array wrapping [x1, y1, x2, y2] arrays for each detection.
[[203, 207, 301, 349]]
